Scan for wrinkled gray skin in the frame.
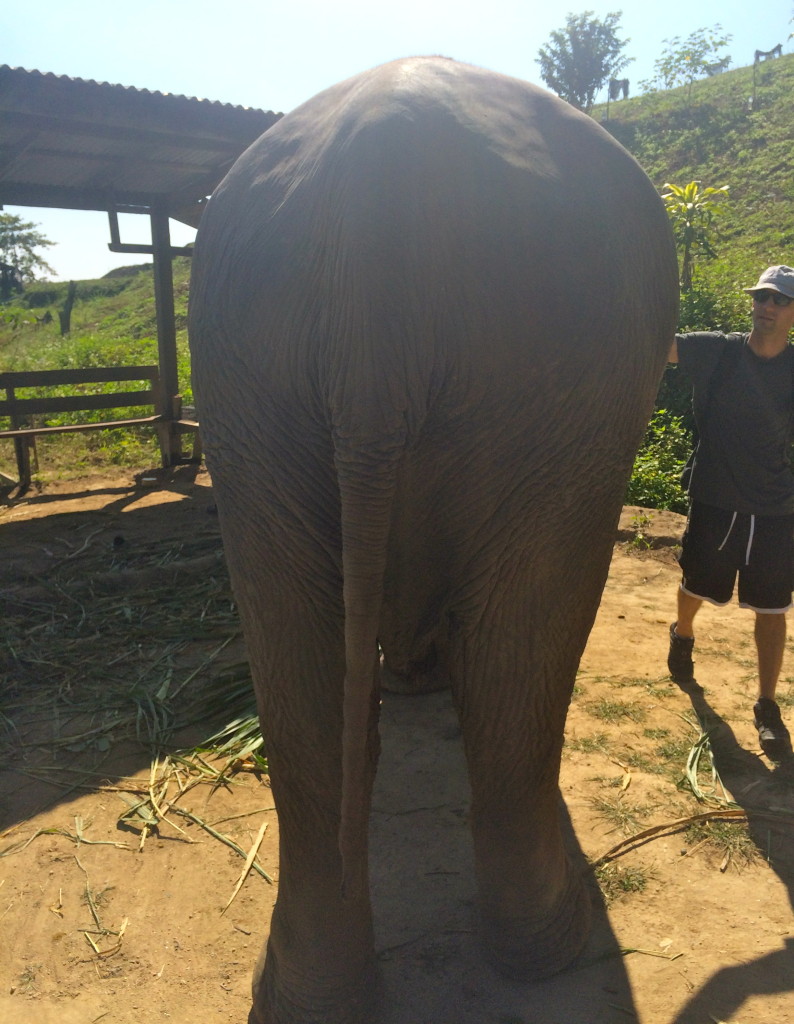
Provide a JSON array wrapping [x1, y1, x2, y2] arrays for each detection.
[[189, 57, 678, 1024]]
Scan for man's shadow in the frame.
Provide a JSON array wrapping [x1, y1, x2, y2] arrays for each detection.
[[670, 682, 794, 1023]]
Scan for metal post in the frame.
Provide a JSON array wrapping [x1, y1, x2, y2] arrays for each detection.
[[150, 205, 181, 465]]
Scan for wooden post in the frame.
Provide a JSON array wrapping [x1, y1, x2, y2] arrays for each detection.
[[7, 384, 34, 492], [58, 280, 77, 335], [150, 205, 181, 466]]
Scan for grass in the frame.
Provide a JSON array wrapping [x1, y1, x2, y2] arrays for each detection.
[[16, 964, 40, 993], [590, 795, 654, 835], [0, 262, 193, 482], [595, 54, 794, 270], [570, 683, 763, 880], [0, 481, 277, 896], [565, 733, 611, 755], [595, 862, 650, 905], [656, 736, 695, 763], [585, 698, 647, 724], [685, 818, 758, 870], [0, 525, 253, 769], [611, 676, 679, 699], [570, 706, 765, 881], [618, 752, 667, 777]]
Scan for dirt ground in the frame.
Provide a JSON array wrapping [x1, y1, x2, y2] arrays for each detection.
[[1, 469, 793, 1024]]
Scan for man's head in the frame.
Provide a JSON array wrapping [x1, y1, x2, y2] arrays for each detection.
[[744, 265, 794, 304], [745, 266, 794, 343]]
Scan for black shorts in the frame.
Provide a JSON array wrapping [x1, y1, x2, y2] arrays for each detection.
[[679, 502, 794, 613]]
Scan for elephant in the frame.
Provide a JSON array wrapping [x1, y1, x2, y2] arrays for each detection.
[[188, 56, 678, 1024]]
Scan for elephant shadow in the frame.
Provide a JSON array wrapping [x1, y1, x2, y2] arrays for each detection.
[[668, 685, 794, 1024], [368, 688, 637, 1024]]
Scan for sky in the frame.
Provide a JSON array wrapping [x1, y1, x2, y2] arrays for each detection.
[[3, 0, 793, 281]]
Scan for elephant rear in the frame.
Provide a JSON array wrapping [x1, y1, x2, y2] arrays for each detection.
[[189, 56, 677, 1024]]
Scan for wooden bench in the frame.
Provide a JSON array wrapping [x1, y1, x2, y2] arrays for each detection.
[[0, 365, 200, 492]]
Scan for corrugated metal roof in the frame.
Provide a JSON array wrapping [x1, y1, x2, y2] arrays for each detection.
[[0, 65, 282, 227]]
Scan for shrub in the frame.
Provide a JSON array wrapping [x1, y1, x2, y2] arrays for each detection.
[[626, 410, 691, 513]]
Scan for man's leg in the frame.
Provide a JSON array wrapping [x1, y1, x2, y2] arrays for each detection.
[[668, 586, 704, 684], [675, 588, 704, 638], [755, 611, 786, 700], [670, 501, 732, 686], [740, 511, 794, 761], [753, 612, 791, 760]]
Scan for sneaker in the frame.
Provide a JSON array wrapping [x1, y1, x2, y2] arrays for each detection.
[[753, 698, 793, 761], [668, 622, 695, 684]]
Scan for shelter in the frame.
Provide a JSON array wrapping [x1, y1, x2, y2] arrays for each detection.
[[0, 65, 281, 465]]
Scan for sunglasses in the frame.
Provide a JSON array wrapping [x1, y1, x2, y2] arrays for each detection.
[[752, 289, 793, 307]]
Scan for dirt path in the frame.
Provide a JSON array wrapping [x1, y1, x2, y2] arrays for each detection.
[[1, 472, 793, 1023]]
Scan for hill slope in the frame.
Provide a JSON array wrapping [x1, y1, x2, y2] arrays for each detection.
[[596, 53, 794, 281]]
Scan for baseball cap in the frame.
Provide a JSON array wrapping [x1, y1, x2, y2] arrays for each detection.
[[744, 265, 794, 299]]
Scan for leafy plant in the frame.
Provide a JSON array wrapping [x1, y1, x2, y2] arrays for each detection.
[[626, 410, 691, 513], [0, 304, 30, 330], [536, 10, 633, 113], [662, 181, 730, 292], [628, 511, 653, 549]]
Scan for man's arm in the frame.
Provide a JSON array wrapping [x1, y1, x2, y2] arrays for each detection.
[[668, 336, 679, 363]]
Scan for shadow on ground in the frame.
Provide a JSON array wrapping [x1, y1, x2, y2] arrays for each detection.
[[369, 688, 637, 1024], [667, 685, 794, 1023]]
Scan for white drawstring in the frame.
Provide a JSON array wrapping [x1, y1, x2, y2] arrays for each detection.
[[745, 514, 756, 565], [716, 510, 756, 565], [717, 511, 738, 551]]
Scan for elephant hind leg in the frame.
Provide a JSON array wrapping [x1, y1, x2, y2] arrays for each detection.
[[252, 935, 380, 1024], [450, 622, 592, 980], [479, 849, 592, 980], [227, 541, 380, 1024]]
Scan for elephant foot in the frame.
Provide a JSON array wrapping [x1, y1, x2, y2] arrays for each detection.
[[250, 940, 379, 1024], [479, 866, 592, 981]]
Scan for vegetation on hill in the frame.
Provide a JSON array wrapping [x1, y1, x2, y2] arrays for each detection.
[[0, 261, 192, 479], [597, 52, 794, 307], [1, 55, 792, 500]]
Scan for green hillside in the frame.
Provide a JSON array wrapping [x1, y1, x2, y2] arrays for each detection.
[[1, 56, 793, 490], [596, 53, 794, 290], [0, 262, 192, 480], [1, 259, 191, 377]]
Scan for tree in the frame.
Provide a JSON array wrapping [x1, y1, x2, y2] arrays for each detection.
[[0, 212, 55, 291], [640, 26, 732, 104], [661, 181, 729, 292], [536, 11, 633, 113]]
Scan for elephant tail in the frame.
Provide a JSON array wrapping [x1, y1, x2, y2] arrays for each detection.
[[335, 437, 401, 891]]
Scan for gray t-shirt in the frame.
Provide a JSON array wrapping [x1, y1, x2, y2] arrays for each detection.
[[677, 331, 794, 516]]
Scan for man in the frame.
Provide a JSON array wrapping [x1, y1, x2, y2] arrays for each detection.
[[667, 265, 794, 761]]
